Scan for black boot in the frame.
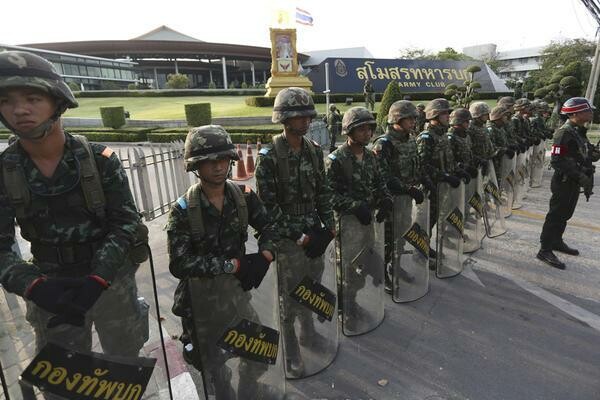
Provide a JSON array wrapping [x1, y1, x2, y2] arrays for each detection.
[[552, 242, 579, 256], [536, 249, 566, 270]]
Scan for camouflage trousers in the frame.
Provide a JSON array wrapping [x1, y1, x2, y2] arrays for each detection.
[[364, 93, 375, 111]]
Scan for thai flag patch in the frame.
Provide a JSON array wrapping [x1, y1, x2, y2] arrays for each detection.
[[551, 144, 567, 156]]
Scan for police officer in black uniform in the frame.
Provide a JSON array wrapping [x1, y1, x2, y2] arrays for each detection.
[[537, 97, 599, 269]]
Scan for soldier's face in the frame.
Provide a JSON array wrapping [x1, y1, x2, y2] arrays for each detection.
[[0, 87, 57, 133], [396, 116, 416, 132], [349, 124, 373, 146], [197, 158, 230, 185], [571, 110, 593, 126], [437, 112, 450, 127], [284, 116, 312, 136]]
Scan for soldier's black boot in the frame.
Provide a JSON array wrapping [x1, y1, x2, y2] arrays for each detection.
[[428, 248, 437, 271], [536, 249, 566, 270], [552, 242, 579, 256]]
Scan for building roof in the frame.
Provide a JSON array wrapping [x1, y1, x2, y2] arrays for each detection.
[[131, 25, 204, 42]]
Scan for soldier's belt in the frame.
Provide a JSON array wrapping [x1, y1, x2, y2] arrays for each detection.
[[281, 202, 316, 215], [32, 241, 100, 266]]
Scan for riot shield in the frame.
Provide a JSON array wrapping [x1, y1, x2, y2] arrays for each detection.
[[529, 140, 545, 188], [483, 160, 507, 238], [338, 214, 385, 336], [188, 265, 286, 400], [463, 168, 485, 254], [499, 154, 516, 218], [512, 152, 527, 209], [435, 181, 465, 279], [276, 239, 338, 379], [391, 194, 430, 303], [0, 253, 174, 400]]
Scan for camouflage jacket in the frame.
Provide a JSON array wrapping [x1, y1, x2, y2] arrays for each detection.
[[502, 116, 520, 147], [486, 120, 509, 153], [325, 142, 391, 215], [416, 110, 426, 133], [0, 133, 139, 295], [550, 120, 592, 181], [510, 115, 532, 146], [447, 127, 474, 167], [255, 133, 335, 241], [529, 115, 552, 140], [372, 126, 421, 191], [166, 183, 278, 279], [469, 120, 496, 160], [326, 111, 342, 132], [416, 123, 456, 180], [363, 81, 374, 95]]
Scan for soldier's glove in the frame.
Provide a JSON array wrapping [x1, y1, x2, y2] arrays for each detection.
[[353, 202, 372, 225], [236, 253, 271, 291], [25, 276, 83, 316], [441, 173, 461, 188], [387, 177, 407, 195], [304, 227, 334, 259], [518, 143, 527, 153], [504, 148, 515, 159], [465, 165, 479, 178], [407, 186, 425, 204], [456, 169, 471, 184], [534, 137, 542, 146], [579, 173, 594, 201], [46, 275, 108, 328], [420, 177, 436, 194], [375, 197, 394, 222], [480, 162, 489, 177]]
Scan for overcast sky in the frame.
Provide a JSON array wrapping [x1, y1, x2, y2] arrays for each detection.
[[2, 0, 597, 58]]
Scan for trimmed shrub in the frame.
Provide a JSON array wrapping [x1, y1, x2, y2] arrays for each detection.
[[185, 103, 212, 127], [67, 82, 80, 92], [245, 96, 276, 107], [100, 106, 126, 129], [376, 81, 404, 132], [208, 81, 217, 89], [166, 73, 190, 89]]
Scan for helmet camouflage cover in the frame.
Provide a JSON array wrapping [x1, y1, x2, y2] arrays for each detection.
[[0, 51, 78, 111], [184, 125, 239, 171], [424, 98, 452, 120], [449, 108, 471, 125], [272, 87, 317, 123], [513, 98, 531, 111], [498, 96, 516, 107], [387, 100, 418, 124], [416, 103, 425, 109], [489, 105, 510, 121], [342, 106, 376, 135], [469, 101, 491, 119]]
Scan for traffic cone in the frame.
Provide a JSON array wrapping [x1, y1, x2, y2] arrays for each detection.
[[246, 140, 255, 175], [232, 144, 249, 181]]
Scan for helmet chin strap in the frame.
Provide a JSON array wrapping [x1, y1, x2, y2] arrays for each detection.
[[6, 102, 64, 141]]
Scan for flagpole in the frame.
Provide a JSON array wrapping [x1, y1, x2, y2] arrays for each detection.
[[325, 62, 330, 123]]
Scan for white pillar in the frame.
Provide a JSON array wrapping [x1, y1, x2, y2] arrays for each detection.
[[251, 62, 256, 87], [222, 57, 228, 89], [153, 68, 159, 89], [263, 70, 266, 82], [174, 59, 179, 74], [209, 69, 213, 84], [243, 72, 246, 84]]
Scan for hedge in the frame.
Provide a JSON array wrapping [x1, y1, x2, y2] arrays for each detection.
[[100, 106, 126, 129], [153, 127, 281, 135], [65, 127, 157, 134], [147, 132, 275, 143], [185, 103, 212, 127], [75, 89, 265, 98]]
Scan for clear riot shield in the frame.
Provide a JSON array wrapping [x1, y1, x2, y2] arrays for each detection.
[[483, 160, 507, 238], [188, 265, 286, 400], [338, 214, 385, 336], [391, 194, 430, 303], [463, 168, 485, 254], [499, 154, 516, 218], [512, 152, 527, 209], [530, 140, 545, 188], [0, 254, 173, 400], [276, 239, 338, 379], [435, 181, 465, 279]]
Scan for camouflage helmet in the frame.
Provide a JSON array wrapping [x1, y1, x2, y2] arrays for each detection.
[[513, 98, 531, 111], [342, 106, 376, 135], [469, 101, 491, 119], [184, 125, 239, 172], [0, 51, 78, 111], [449, 108, 471, 125], [498, 96, 516, 108], [489, 105, 510, 121], [272, 87, 317, 123], [539, 101, 550, 113], [424, 98, 453, 120], [329, 103, 337, 111], [416, 103, 425, 110], [387, 100, 418, 124]]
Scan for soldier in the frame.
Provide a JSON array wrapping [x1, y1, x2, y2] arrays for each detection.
[[0, 51, 148, 363], [416, 103, 427, 133], [538, 97, 599, 269], [511, 98, 534, 149], [487, 105, 516, 174], [255, 87, 337, 378], [326, 106, 392, 333], [166, 125, 280, 398], [530, 100, 553, 141], [469, 101, 496, 175], [498, 96, 525, 153], [326, 103, 342, 152], [448, 108, 478, 177], [363, 78, 376, 111], [372, 100, 427, 289]]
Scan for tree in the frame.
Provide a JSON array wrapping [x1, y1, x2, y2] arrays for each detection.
[[397, 47, 433, 60], [166, 73, 190, 89], [483, 55, 508, 75], [434, 47, 474, 61], [444, 65, 481, 108], [376, 81, 404, 134]]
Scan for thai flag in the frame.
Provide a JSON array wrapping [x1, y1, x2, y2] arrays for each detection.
[[296, 7, 314, 26]]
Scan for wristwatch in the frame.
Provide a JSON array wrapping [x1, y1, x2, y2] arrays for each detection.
[[223, 259, 238, 274], [296, 233, 307, 246]]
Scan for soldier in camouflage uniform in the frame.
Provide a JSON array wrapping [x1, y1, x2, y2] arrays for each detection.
[[487, 105, 516, 173], [469, 102, 497, 175], [530, 100, 553, 141], [326, 106, 391, 331], [372, 100, 427, 287], [364, 78, 376, 111], [0, 52, 147, 363], [416, 103, 427, 133], [326, 104, 342, 152], [167, 125, 279, 398], [498, 96, 525, 153], [511, 98, 535, 149], [255, 87, 336, 378]]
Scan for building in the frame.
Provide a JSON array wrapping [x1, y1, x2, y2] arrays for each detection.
[[463, 43, 544, 81], [0, 44, 137, 91]]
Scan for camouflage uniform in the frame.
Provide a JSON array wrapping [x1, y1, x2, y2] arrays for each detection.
[[326, 105, 343, 152], [468, 102, 496, 166], [166, 125, 279, 397], [487, 107, 512, 173], [447, 109, 474, 168], [0, 52, 146, 359], [511, 99, 534, 148], [364, 79, 375, 111], [529, 102, 553, 141]]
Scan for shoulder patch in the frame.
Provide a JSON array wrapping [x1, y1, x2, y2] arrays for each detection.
[[379, 136, 390, 142], [176, 196, 187, 210], [259, 147, 270, 156], [101, 147, 114, 158], [327, 153, 337, 160], [419, 133, 430, 139]]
